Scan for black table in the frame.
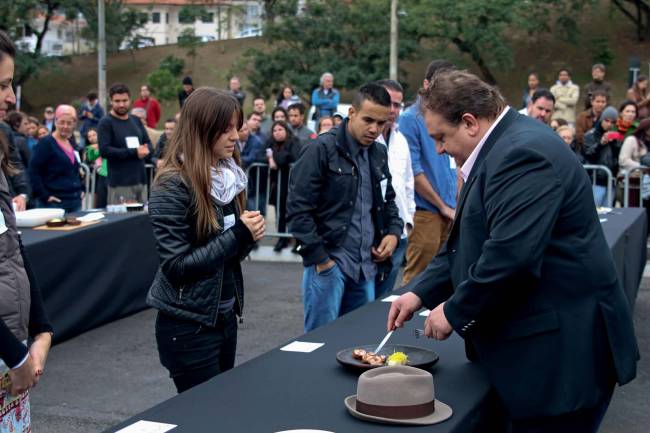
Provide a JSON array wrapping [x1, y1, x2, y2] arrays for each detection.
[[21, 212, 159, 343], [106, 208, 646, 433], [599, 207, 647, 311]]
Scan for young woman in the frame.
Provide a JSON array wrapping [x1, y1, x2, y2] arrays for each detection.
[[275, 85, 301, 110], [265, 120, 301, 252], [84, 128, 108, 208], [147, 88, 265, 393], [522, 72, 540, 109], [616, 100, 639, 139], [28, 105, 84, 213], [271, 106, 288, 123], [627, 74, 648, 103], [0, 30, 53, 433]]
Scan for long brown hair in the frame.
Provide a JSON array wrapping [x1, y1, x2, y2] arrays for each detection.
[[156, 87, 244, 241]]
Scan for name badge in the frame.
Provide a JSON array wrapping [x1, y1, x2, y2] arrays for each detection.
[[449, 157, 457, 169], [380, 178, 388, 201], [74, 150, 81, 164], [223, 214, 236, 231], [126, 136, 140, 149]]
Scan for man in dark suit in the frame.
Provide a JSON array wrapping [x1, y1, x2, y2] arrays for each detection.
[[387, 70, 639, 432]]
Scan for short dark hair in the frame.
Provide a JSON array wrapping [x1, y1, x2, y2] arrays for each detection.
[[592, 63, 606, 72], [557, 68, 571, 76], [109, 83, 130, 98], [253, 96, 265, 103], [271, 106, 288, 118], [287, 103, 306, 115], [425, 59, 456, 81], [0, 31, 16, 62], [619, 100, 638, 114], [419, 70, 506, 125], [591, 89, 608, 100], [247, 111, 262, 120], [352, 83, 391, 109], [87, 91, 98, 101], [6, 111, 23, 131], [375, 79, 404, 94], [531, 88, 555, 105], [165, 117, 177, 124]]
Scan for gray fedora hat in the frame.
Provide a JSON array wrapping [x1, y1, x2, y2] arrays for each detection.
[[344, 365, 452, 425]]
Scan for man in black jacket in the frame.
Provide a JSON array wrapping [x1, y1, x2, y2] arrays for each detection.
[[387, 70, 638, 432], [288, 83, 403, 332]]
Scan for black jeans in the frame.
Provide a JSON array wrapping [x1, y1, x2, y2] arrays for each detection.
[[155, 310, 237, 393]]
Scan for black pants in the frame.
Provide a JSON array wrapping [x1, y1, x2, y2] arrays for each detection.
[[155, 310, 237, 394], [94, 175, 108, 209], [509, 385, 614, 433]]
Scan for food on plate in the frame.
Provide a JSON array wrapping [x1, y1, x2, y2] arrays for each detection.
[[66, 217, 82, 226], [352, 348, 387, 365], [387, 351, 409, 366], [352, 349, 367, 360], [45, 218, 66, 227]]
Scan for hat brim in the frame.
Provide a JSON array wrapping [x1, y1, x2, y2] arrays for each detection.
[[344, 395, 453, 426]]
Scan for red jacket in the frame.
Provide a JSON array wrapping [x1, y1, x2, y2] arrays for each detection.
[[132, 97, 161, 128]]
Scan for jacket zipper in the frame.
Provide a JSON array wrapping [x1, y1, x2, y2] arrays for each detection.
[[233, 200, 244, 324]]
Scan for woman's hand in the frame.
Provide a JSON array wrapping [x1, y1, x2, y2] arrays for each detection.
[[29, 332, 52, 377], [268, 157, 277, 170], [47, 196, 62, 203], [240, 210, 265, 241]]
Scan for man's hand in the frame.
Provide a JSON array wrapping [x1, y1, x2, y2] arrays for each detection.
[[29, 332, 52, 377], [156, 160, 164, 169], [372, 234, 398, 262], [137, 145, 150, 159], [7, 356, 39, 396], [441, 205, 456, 221], [240, 210, 265, 241], [424, 302, 453, 340], [47, 196, 62, 203], [316, 258, 336, 274], [12, 195, 26, 212], [387, 292, 423, 331]]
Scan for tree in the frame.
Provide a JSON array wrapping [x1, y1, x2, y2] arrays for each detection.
[[77, 1, 149, 53], [237, 0, 419, 99], [402, 0, 592, 85], [611, 0, 650, 41], [146, 55, 185, 102], [177, 28, 203, 71]]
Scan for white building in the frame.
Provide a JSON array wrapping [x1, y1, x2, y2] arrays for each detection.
[[123, 0, 263, 46], [15, 13, 91, 56]]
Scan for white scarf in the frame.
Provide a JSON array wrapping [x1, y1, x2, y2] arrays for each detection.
[[210, 158, 248, 206]]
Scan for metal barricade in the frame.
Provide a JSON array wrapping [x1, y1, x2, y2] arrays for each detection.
[[79, 163, 92, 210], [145, 163, 155, 198], [582, 164, 614, 206], [244, 162, 293, 238], [622, 166, 650, 207]]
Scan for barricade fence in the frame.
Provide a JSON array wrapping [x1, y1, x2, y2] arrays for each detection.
[[622, 166, 650, 208], [582, 164, 614, 207]]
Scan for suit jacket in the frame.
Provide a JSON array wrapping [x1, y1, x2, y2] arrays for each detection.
[[408, 108, 638, 419]]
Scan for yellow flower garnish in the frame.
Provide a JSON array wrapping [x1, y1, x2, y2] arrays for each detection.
[[387, 351, 408, 365]]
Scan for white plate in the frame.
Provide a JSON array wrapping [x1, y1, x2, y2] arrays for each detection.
[[15, 208, 65, 227]]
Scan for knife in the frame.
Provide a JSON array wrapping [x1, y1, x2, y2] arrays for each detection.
[[374, 330, 394, 354]]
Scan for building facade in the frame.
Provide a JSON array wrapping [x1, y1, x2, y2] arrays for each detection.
[[123, 0, 263, 46]]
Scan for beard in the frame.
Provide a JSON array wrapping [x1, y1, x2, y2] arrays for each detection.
[[114, 106, 129, 116]]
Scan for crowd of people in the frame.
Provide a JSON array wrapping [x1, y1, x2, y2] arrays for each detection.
[[0, 26, 644, 432]]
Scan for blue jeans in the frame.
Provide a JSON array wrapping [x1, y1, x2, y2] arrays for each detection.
[[592, 185, 609, 207], [374, 237, 408, 299], [302, 263, 374, 332]]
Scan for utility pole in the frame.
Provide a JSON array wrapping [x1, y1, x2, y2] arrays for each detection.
[[389, 0, 398, 80], [98, 0, 107, 109]]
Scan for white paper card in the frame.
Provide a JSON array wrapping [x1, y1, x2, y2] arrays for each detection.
[[74, 150, 81, 164], [419, 310, 430, 317], [380, 178, 388, 201], [223, 214, 236, 231], [0, 211, 7, 236], [599, 218, 608, 223], [280, 341, 324, 353], [382, 295, 400, 303], [76, 212, 105, 222], [449, 157, 457, 169], [126, 136, 141, 149], [114, 420, 177, 433]]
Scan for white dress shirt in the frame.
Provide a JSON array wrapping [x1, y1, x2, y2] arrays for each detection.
[[460, 107, 511, 182]]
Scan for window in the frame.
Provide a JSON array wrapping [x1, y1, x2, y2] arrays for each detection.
[[201, 12, 214, 23], [152, 12, 161, 23], [165, 13, 169, 24], [247, 5, 260, 19], [178, 9, 195, 24]]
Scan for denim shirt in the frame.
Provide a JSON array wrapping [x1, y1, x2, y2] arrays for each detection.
[[329, 128, 376, 283], [399, 99, 457, 213]]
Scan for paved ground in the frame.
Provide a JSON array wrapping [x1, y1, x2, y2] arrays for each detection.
[[29, 261, 649, 432]]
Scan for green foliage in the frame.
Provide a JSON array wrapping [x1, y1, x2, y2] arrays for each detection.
[[159, 55, 185, 77], [590, 36, 615, 66], [78, 1, 149, 52], [237, 0, 419, 99], [146, 68, 179, 102], [178, 28, 203, 61]]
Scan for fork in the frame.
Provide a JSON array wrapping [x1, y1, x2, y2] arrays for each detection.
[[413, 328, 425, 339]]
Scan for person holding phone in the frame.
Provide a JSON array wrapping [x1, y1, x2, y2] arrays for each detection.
[[582, 106, 619, 206], [147, 88, 265, 393]]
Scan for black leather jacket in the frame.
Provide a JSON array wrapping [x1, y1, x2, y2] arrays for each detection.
[[146, 174, 254, 326], [287, 122, 403, 270]]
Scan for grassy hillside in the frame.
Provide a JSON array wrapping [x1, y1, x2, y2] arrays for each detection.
[[22, 4, 650, 125]]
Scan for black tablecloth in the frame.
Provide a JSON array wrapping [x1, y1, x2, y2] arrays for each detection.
[[106, 208, 646, 433], [21, 212, 159, 343], [599, 207, 647, 310]]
